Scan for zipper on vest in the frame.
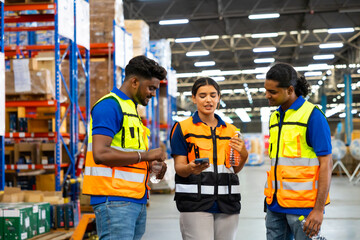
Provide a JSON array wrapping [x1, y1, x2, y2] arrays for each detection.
[[274, 112, 283, 195], [211, 127, 218, 199]]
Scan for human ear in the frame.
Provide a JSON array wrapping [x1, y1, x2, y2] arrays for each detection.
[[192, 95, 196, 104], [287, 86, 294, 95], [131, 77, 139, 88]]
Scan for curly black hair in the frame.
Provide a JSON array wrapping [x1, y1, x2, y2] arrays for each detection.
[[266, 63, 310, 97], [125, 55, 167, 81]]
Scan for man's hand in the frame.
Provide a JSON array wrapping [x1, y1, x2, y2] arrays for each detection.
[[144, 148, 166, 162], [303, 210, 323, 237]]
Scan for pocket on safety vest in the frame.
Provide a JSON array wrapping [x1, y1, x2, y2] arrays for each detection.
[[264, 171, 273, 198], [195, 141, 212, 160], [227, 173, 240, 202], [279, 169, 316, 201], [282, 131, 302, 158]]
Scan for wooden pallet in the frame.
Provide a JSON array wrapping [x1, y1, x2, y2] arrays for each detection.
[[30, 230, 74, 240]]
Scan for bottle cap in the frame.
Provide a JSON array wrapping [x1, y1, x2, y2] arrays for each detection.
[[298, 215, 305, 221]]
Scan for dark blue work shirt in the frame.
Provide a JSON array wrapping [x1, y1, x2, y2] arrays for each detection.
[[267, 96, 332, 215], [170, 111, 227, 213], [90, 87, 147, 205]]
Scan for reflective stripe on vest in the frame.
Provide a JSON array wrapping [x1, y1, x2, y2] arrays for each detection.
[[84, 166, 145, 183], [84, 166, 112, 178], [270, 157, 319, 167], [265, 180, 318, 191], [114, 169, 145, 183], [202, 164, 235, 174], [175, 184, 241, 195]]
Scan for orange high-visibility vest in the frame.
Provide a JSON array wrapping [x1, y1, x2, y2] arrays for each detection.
[[172, 116, 242, 214], [264, 100, 330, 208], [82, 92, 151, 199]]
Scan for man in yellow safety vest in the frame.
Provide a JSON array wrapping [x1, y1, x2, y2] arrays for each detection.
[[82, 55, 167, 240], [263, 63, 332, 240]]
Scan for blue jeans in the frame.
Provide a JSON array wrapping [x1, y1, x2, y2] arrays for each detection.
[[92, 199, 147, 240], [266, 209, 311, 240]]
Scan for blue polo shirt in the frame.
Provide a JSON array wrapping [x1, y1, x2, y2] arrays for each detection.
[[90, 87, 147, 205], [170, 111, 227, 213], [267, 96, 332, 215]]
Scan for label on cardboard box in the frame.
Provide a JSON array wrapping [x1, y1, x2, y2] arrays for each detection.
[[42, 209, 46, 219], [4, 209, 20, 217], [33, 205, 39, 214], [13, 59, 31, 92], [39, 226, 45, 234], [25, 217, 30, 228], [21, 232, 28, 240]]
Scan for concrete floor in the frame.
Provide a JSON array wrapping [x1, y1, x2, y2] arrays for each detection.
[[143, 163, 360, 240]]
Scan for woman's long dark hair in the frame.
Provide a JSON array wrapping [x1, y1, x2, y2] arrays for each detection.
[[266, 63, 310, 97]]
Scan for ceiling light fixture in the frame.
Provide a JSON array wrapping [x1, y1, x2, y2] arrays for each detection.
[[248, 13, 280, 20], [235, 109, 251, 122], [256, 74, 266, 79], [307, 63, 331, 70], [253, 47, 277, 52], [201, 69, 221, 75], [159, 19, 189, 25], [328, 28, 355, 34], [211, 76, 225, 81], [313, 54, 335, 60], [175, 37, 201, 43], [304, 71, 323, 77], [186, 51, 210, 57], [319, 43, 344, 49], [201, 35, 219, 40], [251, 32, 278, 38], [254, 58, 275, 63], [194, 61, 216, 67]]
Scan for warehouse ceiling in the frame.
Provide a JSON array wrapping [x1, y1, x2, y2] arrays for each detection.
[[123, 0, 360, 127]]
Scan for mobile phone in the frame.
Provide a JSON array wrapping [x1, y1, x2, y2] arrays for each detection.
[[194, 158, 209, 164]]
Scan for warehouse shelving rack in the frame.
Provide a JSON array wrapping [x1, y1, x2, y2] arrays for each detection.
[[0, 0, 5, 193], [0, 0, 90, 198]]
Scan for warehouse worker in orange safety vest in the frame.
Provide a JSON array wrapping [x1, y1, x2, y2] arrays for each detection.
[[82, 55, 167, 240], [263, 63, 332, 240]]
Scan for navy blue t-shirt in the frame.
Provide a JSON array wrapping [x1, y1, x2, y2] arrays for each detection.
[[267, 96, 332, 215], [90, 87, 147, 205], [170, 111, 227, 213]]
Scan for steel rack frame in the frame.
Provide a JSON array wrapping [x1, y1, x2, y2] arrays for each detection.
[[0, 0, 5, 193], [0, 1, 90, 195]]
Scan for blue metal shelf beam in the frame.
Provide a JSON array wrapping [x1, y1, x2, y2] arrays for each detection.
[[0, 1, 5, 192]]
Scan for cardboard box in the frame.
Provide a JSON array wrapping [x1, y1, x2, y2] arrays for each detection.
[[24, 191, 44, 203], [14, 143, 37, 165], [5, 69, 53, 95], [10, 58, 38, 71], [1, 192, 25, 203], [36, 171, 63, 192], [124, 20, 150, 56], [15, 203, 39, 238], [35, 203, 51, 235], [3, 206, 32, 240]]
